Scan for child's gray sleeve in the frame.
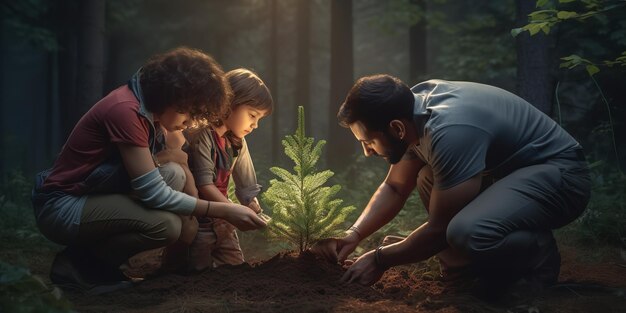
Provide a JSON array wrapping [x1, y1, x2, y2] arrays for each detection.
[[232, 138, 262, 205]]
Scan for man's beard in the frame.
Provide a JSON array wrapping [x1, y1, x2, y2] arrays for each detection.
[[382, 132, 409, 164]]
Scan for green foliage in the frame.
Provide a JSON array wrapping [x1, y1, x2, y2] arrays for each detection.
[[559, 51, 626, 76], [369, 0, 430, 35], [560, 54, 600, 76], [0, 169, 32, 208], [1, 0, 59, 51], [226, 179, 239, 204], [263, 106, 356, 253], [0, 262, 73, 313], [554, 73, 625, 246], [372, 0, 517, 83], [569, 162, 626, 246], [513, 0, 626, 75]]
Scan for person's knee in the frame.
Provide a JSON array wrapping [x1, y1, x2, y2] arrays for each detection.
[[446, 217, 474, 253], [158, 162, 186, 191], [154, 213, 183, 245], [447, 216, 509, 261], [178, 216, 199, 245]]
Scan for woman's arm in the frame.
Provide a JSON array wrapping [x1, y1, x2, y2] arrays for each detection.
[[117, 143, 266, 230]]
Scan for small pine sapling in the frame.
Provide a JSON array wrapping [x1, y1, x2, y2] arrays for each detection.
[[263, 106, 355, 253]]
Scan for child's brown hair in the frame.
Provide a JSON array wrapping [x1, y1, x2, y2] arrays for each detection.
[[222, 69, 273, 149], [226, 68, 273, 115]]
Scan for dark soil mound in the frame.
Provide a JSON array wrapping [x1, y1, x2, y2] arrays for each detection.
[[65, 248, 626, 313], [68, 251, 445, 312]]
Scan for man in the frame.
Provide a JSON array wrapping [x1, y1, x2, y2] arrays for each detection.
[[312, 75, 590, 294]]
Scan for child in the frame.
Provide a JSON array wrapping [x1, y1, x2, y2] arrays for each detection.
[[185, 68, 273, 270]]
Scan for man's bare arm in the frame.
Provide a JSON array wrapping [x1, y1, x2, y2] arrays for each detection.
[[377, 174, 482, 266], [351, 156, 425, 239]]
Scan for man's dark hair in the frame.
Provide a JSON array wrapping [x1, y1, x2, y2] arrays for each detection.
[[337, 74, 414, 132], [140, 46, 232, 122]]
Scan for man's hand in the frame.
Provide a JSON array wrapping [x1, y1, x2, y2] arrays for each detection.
[[341, 249, 387, 286], [310, 230, 360, 263]]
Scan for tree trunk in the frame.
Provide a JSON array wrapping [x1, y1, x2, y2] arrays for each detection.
[[0, 11, 4, 177], [46, 51, 60, 161], [515, 0, 554, 115], [268, 0, 280, 164], [409, 0, 427, 84], [296, 0, 311, 133], [328, 0, 354, 170], [76, 0, 106, 119], [58, 0, 79, 140]]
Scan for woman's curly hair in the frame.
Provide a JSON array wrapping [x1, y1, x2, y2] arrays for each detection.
[[140, 47, 232, 123]]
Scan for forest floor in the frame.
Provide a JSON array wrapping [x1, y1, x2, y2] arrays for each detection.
[[2, 223, 625, 313]]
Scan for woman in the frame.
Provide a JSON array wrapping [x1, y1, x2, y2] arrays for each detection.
[[31, 47, 266, 295]]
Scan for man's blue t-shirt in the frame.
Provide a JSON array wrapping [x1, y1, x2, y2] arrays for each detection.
[[409, 80, 580, 189]]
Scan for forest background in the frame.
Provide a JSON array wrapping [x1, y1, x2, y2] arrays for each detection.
[[0, 0, 624, 276]]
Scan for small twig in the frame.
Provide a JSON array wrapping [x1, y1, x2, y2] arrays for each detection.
[[555, 80, 563, 126], [590, 74, 623, 175], [565, 286, 584, 298]]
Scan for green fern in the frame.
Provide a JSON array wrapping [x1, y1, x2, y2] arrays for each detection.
[[263, 106, 355, 253]]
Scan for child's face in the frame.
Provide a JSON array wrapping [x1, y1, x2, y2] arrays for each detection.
[[225, 105, 268, 138]]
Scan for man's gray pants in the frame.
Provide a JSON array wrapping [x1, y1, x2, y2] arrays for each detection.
[[417, 148, 591, 282]]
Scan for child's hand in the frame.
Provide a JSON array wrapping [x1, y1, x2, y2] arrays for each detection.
[[247, 197, 263, 214], [220, 203, 267, 231], [167, 149, 189, 165], [156, 149, 188, 166]]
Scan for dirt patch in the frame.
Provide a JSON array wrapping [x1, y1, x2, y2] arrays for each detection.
[[64, 247, 626, 313]]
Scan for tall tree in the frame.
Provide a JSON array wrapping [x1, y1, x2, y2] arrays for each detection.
[[268, 0, 280, 163], [76, 0, 106, 120], [57, 0, 79, 140], [296, 0, 311, 132], [328, 0, 354, 169], [515, 0, 554, 114], [0, 8, 4, 177], [409, 0, 427, 84]]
